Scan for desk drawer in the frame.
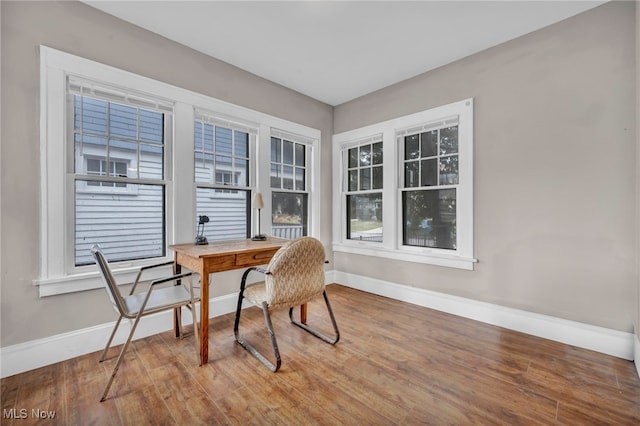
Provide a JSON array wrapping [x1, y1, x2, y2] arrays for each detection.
[[202, 254, 236, 272], [236, 248, 280, 267]]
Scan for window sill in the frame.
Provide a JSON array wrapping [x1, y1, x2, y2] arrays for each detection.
[[33, 263, 175, 297], [332, 242, 477, 270]]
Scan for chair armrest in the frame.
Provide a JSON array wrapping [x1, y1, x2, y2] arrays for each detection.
[[135, 271, 195, 318], [150, 271, 193, 286], [130, 261, 176, 295], [140, 261, 174, 271], [240, 267, 270, 292]]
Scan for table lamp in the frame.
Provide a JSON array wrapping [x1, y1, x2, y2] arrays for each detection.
[[195, 215, 209, 245], [252, 192, 266, 241]]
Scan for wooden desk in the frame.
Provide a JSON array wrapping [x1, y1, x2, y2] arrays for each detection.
[[170, 237, 289, 365]]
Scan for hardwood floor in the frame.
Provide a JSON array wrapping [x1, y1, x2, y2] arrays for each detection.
[[2, 284, 640, 425]]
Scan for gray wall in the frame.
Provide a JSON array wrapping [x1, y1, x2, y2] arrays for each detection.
[[334, 1, 637, 333], [0, 1, 333, 347]]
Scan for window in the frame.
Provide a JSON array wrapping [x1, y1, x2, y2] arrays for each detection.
[[86, 158, 128, 188], [39, 46, 321, 296], [70, 81, 169, 267], [214, 171, 240, 193], [400, 121, 459, 250], [332, 99, 475, 270], [270, 131, 311, 240], [194, 113, 255, 242], [343, 136, 383, 242]]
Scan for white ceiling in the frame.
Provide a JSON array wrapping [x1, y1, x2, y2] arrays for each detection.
[[84, 1, 607, 106]]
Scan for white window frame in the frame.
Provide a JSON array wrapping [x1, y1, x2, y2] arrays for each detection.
[[269, 129, 316, 240], [342, 134, 384, 243], [193, 110, 257, 241], [332, 99, 476, 270], [37, 46, 321, 296]]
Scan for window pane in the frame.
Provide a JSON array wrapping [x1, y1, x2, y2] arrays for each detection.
[[295, 167, 305, 191], [402, 189, 456, 250], [283, 165, 294, 190], [139, 143, 163, 179], [81, 97, 107, 134], [372, 142, 383, 165], [348, 147, 358, 168], [270, 164, 281, 188], [196, 187, 249, 241], [272, 192, 307, 239], [114, 161, 127, 176], [348, 170, 358, 191], [194, 122, 203, 151], [359, 168, 371, 191], [372, 165, 383, 190], [195, 153, 214, 183], [234, 131, 248, 157], [75, 135, 107, 174], [204, 124, 214, 152], [440, 155, 459, 185], [235, 158, 248, 186], [283, 140, 294, 165], [75, 181, 165, 265], [86, 158, 102, 176], [109, 103, 137, 139], [404, 161, 419, 188], [215, 155, 232, 177], [420, 158, 437, 187], [271, 137, 281, 163], [359, 145, 371, 167], [139, 110, 163, 144], [440, 126, 458, 155], [295, 143, 305, 167], [347, 193, 382, 242], [215, 127, 233, 155], [421, 131, 438, 157], [405, 134, 420, 160]]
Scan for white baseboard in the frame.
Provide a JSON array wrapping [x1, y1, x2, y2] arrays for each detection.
[[0, 293, 238, 378], [332, 271, 636, 362], [1, 273, 636, 378]]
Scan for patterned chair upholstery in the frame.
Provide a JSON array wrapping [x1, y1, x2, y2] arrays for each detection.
[[234, 237, 340, 372]]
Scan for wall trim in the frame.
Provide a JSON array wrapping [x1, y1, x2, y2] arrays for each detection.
[[332, 271, 636, 361], [2, 273, 636, 378], [0, 293, 238, 378]]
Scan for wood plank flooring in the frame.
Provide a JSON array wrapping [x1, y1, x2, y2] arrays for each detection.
[[2, 284, 639, 425]]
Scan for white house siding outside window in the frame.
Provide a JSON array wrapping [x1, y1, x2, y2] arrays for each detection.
[[332, 99, 475, 270], [269, 130, 312, 240], [38, 46, 321, 296], [194, 113, 256, 242]]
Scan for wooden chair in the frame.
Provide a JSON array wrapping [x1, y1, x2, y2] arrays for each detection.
[[91, 244, 200, 401], [233, 237, 340, 372]]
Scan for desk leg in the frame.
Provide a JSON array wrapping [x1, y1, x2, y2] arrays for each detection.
[[173, 262, 182, 338], [300, 303, 307, 324], [199, 271, 210, 365]]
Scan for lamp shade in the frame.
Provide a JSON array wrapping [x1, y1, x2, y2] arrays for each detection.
[[253, 192, 264, 209]]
